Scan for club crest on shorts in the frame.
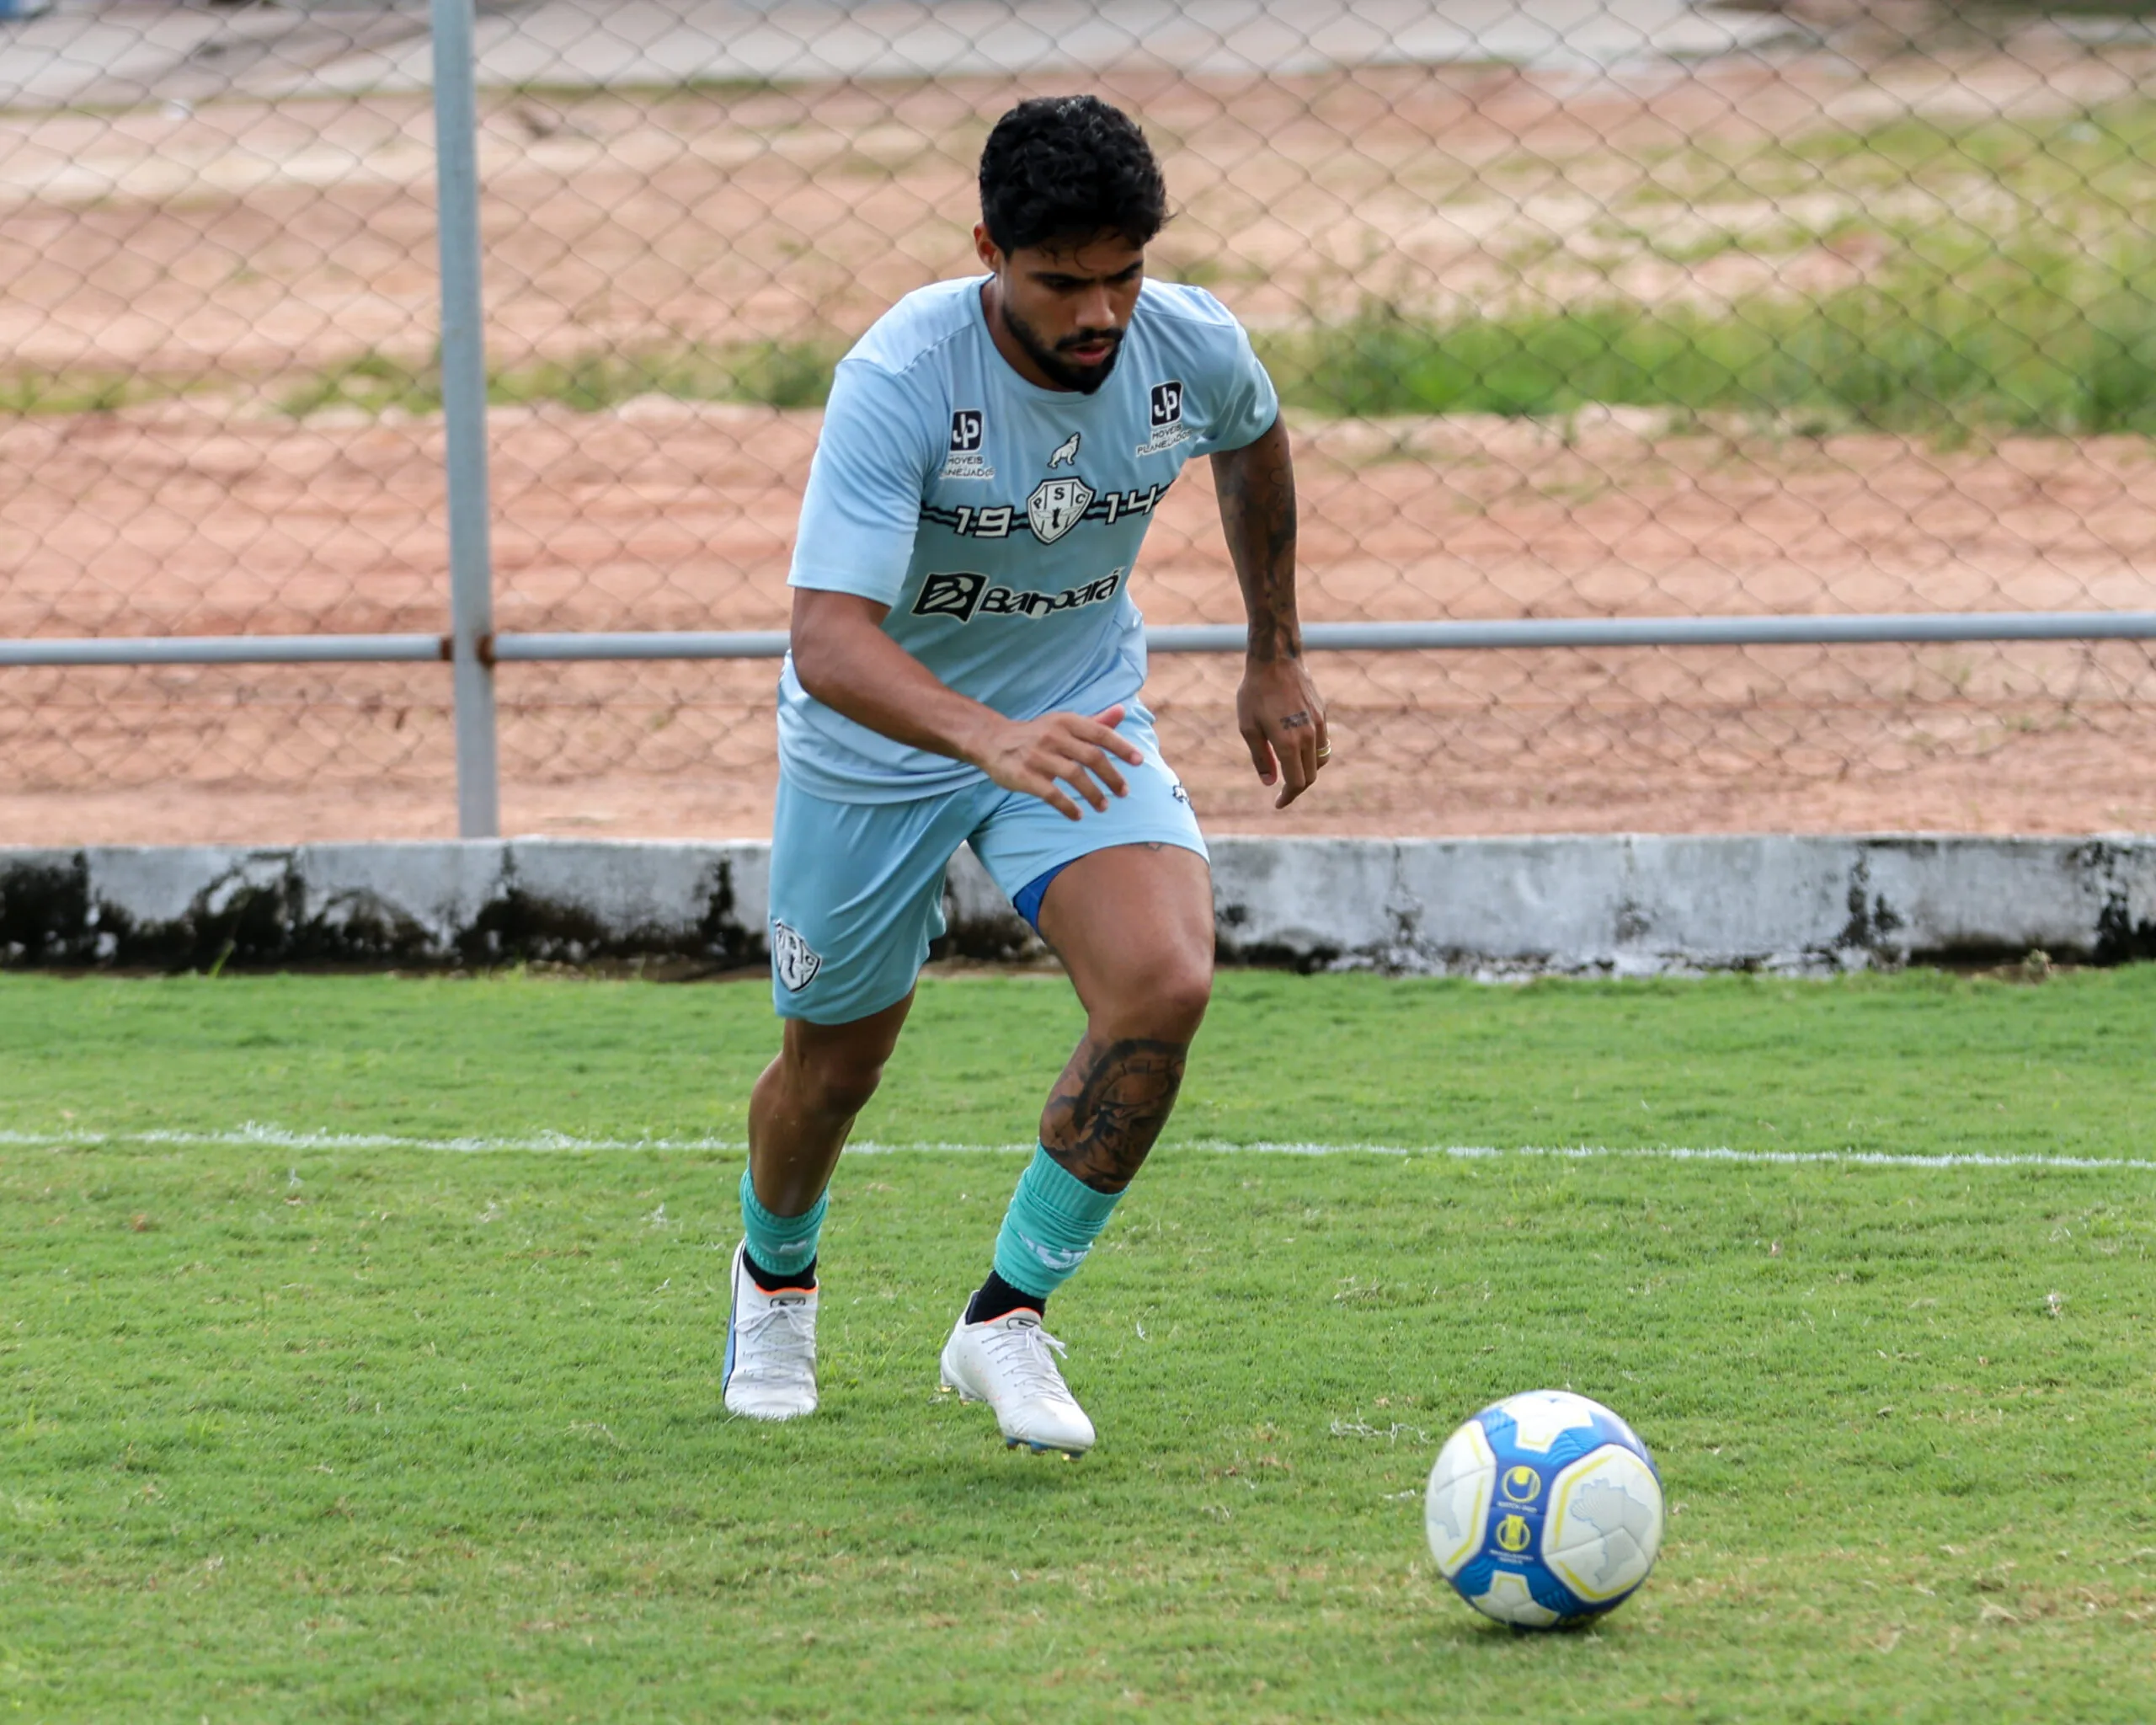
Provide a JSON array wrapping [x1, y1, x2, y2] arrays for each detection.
[[771, 920, 822, 992], [1027, 475, 1095, 543]]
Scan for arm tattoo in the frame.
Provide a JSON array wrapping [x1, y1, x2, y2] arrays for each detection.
[[1039, 1033, 1189, 1194], [1212, 419, 1300, 664]]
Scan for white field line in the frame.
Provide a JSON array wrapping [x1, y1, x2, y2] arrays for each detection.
[[0, 1124, 2148, 1173]]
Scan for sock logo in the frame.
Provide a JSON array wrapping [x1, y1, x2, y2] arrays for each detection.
[[1017, 1231, 1090, 1274], [771, 920, 822, 992]]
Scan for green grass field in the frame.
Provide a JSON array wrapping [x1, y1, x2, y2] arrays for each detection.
[[2, 967, 2153, 1722]]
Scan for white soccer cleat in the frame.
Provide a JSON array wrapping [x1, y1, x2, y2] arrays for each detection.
[[938, 1309, 1096, 1456], [723, 1242, 819, 1421]]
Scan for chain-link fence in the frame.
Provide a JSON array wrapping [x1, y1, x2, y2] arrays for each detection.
[[5, 0, 2156, 843]]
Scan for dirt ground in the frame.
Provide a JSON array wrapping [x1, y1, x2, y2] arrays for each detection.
[[4, 51, 2155, 843], [6, 398, 2152, 841]]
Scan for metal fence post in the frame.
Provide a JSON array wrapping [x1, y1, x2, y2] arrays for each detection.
[[430, 0, 499, 839]]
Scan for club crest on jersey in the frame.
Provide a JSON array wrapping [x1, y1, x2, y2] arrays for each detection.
[[771, 921, 822, 992], [1027, 475, 1095, 543], [1048, 431, 1081, 468], [942, 407, 992, 480]]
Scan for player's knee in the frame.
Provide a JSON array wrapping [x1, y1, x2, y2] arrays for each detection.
[[1136, 953, 1213, 1041], [804, 1050, 886, 1119], [786, 1035, 891, 1119], [806, 1064, 883, 1119]]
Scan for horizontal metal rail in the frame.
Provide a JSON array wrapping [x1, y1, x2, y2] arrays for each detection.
[[7, 611, 2156, 668], [491, 629, 792, 661], [0, 633, 447, 667], [1177, 611, 2156, 652]]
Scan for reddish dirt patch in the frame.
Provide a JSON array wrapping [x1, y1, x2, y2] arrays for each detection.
[[5, 399, 2153, 843], [4, 59, 2154, 843]]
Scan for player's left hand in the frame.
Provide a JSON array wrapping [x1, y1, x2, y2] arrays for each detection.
[[1236, 656, 1330, 809]]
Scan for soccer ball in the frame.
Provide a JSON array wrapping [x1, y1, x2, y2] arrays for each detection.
[[1424, 1389, 1663, 1628]]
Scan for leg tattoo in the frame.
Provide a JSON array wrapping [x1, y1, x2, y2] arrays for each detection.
[[1039, 1033, 1189, 1194]]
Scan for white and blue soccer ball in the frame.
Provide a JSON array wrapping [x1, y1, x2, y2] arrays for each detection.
[[1424, 1389, 1664, 1628]]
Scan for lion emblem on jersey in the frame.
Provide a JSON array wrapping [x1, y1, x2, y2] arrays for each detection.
[[1026, 475, 1095, 543]]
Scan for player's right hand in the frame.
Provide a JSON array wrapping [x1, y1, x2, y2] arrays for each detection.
[[973, 704, 1145, 821]]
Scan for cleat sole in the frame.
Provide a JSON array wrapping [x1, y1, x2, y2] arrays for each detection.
[[1002, 1439, 1087, 1456]]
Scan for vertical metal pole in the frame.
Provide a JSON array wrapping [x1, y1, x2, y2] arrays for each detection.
[[431, 0, 499, 837]]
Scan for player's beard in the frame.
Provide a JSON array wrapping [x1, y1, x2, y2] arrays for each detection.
[[1003, 300, 1124, 395]]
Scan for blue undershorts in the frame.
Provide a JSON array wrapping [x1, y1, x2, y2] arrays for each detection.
[[766, 705, 1207, 1024], [1010, 860, 1071, 932]]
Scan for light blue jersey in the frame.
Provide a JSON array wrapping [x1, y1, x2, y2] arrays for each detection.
[[779, 275, 1279, 802]]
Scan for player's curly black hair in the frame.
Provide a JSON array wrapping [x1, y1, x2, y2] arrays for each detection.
[[978, 94, 1168, 255]]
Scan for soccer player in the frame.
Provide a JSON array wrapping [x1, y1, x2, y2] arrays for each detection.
[[723, 93, 1329, 1453]]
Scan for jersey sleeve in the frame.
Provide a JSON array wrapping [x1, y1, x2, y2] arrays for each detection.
[[787, 358, 939, 605], [1189, 310, 1281, 458]]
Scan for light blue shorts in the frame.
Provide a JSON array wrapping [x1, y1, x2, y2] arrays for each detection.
[[768, 707, 1207, 1024]]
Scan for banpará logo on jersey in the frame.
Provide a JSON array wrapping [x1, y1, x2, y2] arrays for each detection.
[[1027, 475, 1096, 543], [771, 920, 822, 992], [910, 566, 1123, 625], [1136, 378, 1194, 457], [942, 406, 992, 480]]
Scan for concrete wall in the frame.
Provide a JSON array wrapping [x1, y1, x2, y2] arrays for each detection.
[[3, 836, 2151, 974]]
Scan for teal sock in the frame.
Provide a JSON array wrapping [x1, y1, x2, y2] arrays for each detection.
[[992, 1146, 1125, 1301], [739, 1168, 825, 1281]]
